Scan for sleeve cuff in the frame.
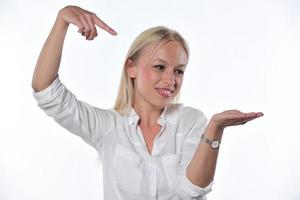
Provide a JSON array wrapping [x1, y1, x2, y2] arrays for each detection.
[[32, 74, 61, 102], [178, 174, 213, 198]]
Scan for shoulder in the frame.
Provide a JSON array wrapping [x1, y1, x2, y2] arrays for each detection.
[[168, 103, 207, 124]]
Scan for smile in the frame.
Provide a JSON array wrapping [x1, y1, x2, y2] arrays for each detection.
[[156, 88, 174, 98]]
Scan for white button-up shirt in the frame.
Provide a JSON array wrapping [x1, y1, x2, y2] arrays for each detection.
[[32, 75, 213, 200]]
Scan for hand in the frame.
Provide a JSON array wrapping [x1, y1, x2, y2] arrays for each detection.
[[58, 5, 117, 40], [209, 110, 264, 131]]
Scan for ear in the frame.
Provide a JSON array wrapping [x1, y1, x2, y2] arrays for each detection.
[[126, 59, 137, 78]]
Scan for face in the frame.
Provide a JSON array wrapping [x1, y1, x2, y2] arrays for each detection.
[[127, 40, 188, 109]]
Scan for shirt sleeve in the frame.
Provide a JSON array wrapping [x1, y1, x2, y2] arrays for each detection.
[[32, 74, 115, 150], [176, 108, 213, 199]]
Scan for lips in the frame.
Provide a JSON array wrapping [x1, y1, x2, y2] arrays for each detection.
[[156, 88, 174, 97]]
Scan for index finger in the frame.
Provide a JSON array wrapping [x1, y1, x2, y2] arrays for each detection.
[[92, 14, 117, 35]]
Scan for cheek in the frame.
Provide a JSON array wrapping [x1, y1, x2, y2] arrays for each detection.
[[175, 77, 184, 88], [141, 68, 159, 82], [135, 68, 155, 90]]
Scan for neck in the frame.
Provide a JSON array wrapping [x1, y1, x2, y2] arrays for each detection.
[[133, 102, 164, 127]]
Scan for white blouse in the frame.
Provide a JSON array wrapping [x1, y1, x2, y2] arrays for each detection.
[[32, 75, 213, 200]]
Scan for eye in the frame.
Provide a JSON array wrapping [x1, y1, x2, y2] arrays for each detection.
[[153, 64, 165, 71], [175, 69, 184, 76]]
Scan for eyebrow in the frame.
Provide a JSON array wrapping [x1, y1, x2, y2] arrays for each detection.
[[153, 58, 187, 68]]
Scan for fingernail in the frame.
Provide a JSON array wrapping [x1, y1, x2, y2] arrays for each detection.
[[111, 28, 117, 35]]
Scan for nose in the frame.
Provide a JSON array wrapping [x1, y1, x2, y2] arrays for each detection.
[[162, 69, 175, 86]]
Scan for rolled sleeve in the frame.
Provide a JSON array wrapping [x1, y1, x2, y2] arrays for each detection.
[[176, 173, 213, 199], [32, 74, 114, 149], [32, 75, 62, 104], [176, 108, 213, 199]]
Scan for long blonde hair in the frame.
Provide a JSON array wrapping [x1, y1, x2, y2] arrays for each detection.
[[114, 26, 189, 115]]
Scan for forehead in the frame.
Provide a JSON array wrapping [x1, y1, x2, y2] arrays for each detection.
[[141, 40, 188, 64]]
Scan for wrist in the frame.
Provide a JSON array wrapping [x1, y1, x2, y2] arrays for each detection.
[[56, 10, 70, 28], [204, 121, 224, 140]]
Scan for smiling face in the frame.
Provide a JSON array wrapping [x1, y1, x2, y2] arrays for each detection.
[[127, 40, 188, 110]]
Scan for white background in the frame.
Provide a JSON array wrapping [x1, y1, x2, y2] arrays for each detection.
[[1, 0, 299, 199]]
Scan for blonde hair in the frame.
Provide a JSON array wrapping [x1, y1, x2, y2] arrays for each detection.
[[113, 26, 189, 115]]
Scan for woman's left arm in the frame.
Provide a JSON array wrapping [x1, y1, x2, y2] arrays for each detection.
[[186, 110, 264, 188]]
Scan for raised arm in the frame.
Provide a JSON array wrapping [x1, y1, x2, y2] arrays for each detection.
[[31, 6, 118, 149], [31, 5, 117, 92]]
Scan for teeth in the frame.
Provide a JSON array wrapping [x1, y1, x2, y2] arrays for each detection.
[[162, 90, 171, 95], [157, 88, 172, 97]]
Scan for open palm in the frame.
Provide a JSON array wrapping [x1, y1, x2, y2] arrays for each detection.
[[210, 110, 263, 130]]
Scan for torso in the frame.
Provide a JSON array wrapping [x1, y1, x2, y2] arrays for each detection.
[[139, 123, 161, 154]]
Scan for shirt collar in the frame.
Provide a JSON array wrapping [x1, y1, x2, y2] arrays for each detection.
[[128, 108, 140, 125], [127, 104, 178, 126]]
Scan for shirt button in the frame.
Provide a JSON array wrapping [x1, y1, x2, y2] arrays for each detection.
[[148, 157, 154, 165]]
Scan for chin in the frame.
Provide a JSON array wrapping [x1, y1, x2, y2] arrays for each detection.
[[152, 98, 174, 109]]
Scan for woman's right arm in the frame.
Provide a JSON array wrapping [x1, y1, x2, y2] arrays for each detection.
[[31, 6, 118, 149], [31, 5, 117, 92]]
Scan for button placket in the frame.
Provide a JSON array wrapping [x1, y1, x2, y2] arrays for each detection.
[[152, 123, 167, 156], [148, 156, 157, 196]]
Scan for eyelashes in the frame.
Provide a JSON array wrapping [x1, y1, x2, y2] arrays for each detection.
[[154, 64, 165, 70], [153, 65, 184, 75], [175, 69, 184, 75]]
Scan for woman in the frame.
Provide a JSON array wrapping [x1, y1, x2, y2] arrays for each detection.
[[31, 5, 263, 200]]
